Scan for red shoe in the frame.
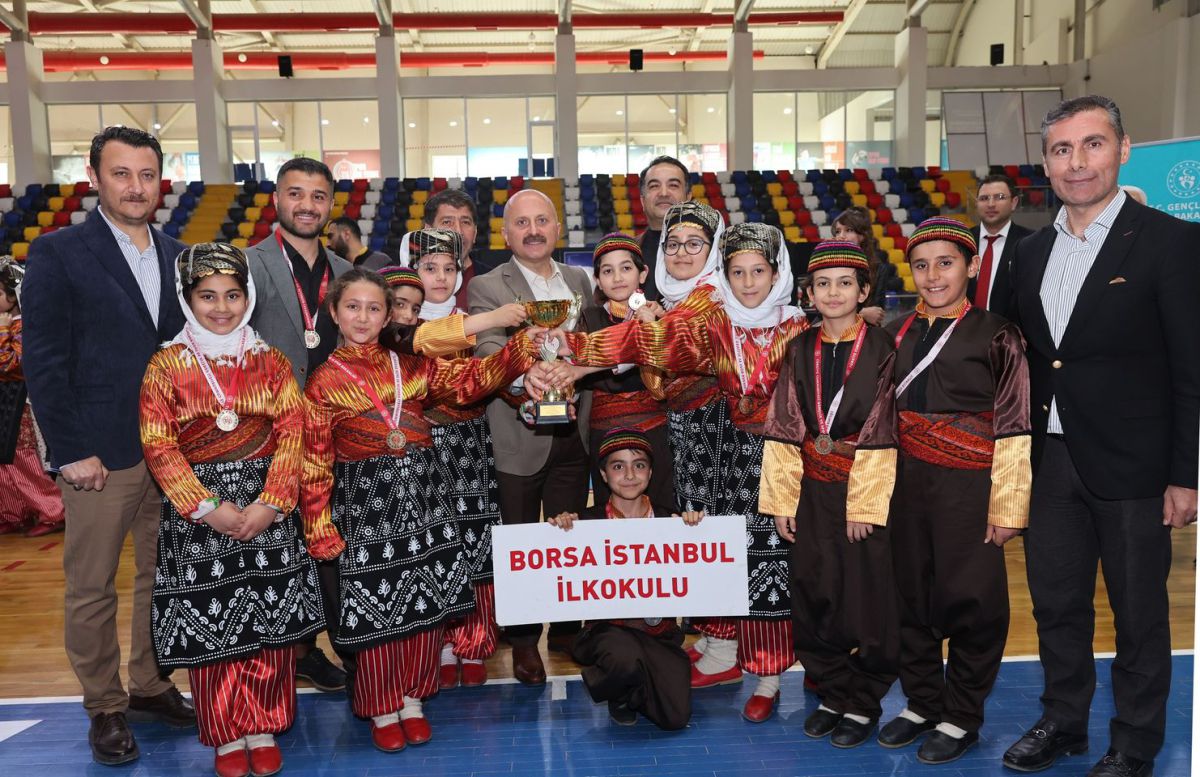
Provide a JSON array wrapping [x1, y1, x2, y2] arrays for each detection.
[[460, 661, 488, 687], [690, 664, 743, 688], [742, 692, 780, 723], [400, 716, 432, 746], [25, 522, 63, 538], [439, 660, 459, 690], [248, 743, 282, 776], [685, 646, 702, 664], [214, 748, 251, 777], [370, 721, 407, 752]]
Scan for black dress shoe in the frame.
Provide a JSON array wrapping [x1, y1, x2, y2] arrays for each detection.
[[296, 647, 347, 692], [830, 716, 877, 749], [89, 712, 139, 765], [547, 633, 576, 655], [918, 729, 979, 764], [1003, 718, 1089, 772], [128, 687, 196, 728], [878, 715, 937, 748], [1087, 749, 1153, 777], [608, 700, 638, 726], [803, 708, 841, 738]]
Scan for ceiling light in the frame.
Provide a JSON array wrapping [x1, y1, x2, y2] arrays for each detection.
[[152, 122, 162, 130], [271, 119, 279, 127], [449, 120, 458, 127], [99, 55, 110, 65], [805, 45, 814, 55], [668, 108, 676, 114], [668, 48, 677, 56], [408, 121, 416, 128], [363, 116, 370, 124], [532, 115, 541, 121], [783, 107, 793, 115], [706, 106, 715, 113], [321, 118, 330, 126], [483, 117, 492, 125], [237, 53, 248, 63], [616, 109, 624, 116]]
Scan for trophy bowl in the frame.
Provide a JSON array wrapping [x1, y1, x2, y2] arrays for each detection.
[[521, 299, 573, 329], [519, 298, 579, 425]]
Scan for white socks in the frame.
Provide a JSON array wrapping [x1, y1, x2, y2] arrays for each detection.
[[935, 722, 968, 739], [898, 708, 927, 724], [694, 637, 737, 675], [844, 713, 871, 725], [215, 738, 246, 756], [371, 712, 399, 727], [440, 643, 456, 665], [752, 674, 780, 698], [691, 634, 710, 656], [245, 733, 275, 750], [399, 695, 424, 721]]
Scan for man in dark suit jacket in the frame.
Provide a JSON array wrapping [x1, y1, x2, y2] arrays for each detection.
[[1002, 96, 1198, 777], [23, 127, 195, 765], [968, 173, 1034, 319]]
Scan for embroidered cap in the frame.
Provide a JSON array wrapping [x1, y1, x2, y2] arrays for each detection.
[[593, 232, 643, 265], [176, 242, 249, 288], [905, 216, 978, 260], [407, 228, 463, 265], [379, 265, 424, 292], [806, 240, 870, 273], [597, 427, 654, 464], [662, 200, 722, 240], [720, 222, 783, 268]]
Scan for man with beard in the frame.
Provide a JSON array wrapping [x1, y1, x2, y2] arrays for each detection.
[[327, 216, 391, 271], [637, 156, 691, 299], [969, 174, 1032, 319], [246, 157, 352, 696], [423, 189, 479, 309]]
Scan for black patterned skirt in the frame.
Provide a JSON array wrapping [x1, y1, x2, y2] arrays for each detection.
[[331, 448, 475, 651], [152, 456, 325, 669], [667, 398, 733, 515], [431, 415, 502, 582], [722, 421, 792, 620]]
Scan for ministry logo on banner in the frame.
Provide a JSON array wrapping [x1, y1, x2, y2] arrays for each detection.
[[1120, 137, 1200, 222]]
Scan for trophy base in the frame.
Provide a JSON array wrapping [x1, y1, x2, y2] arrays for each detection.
[[534, 400, 571, 425]]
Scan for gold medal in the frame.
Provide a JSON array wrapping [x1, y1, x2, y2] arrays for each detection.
[[814, 434, 833, 455], [386, 428, 407, 451], [215, 409, 240, 432], [304, 329, 321, 349], [738, 395, 752, 415]]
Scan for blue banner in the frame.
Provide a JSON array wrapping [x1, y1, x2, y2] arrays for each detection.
[[1120, 137, 1200, 223]]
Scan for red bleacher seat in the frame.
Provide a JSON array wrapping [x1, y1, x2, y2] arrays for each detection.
[[782, 181, 799, 196], [41, 226, 58, 236], [876, 207, 892, 225], [160, 181, 174, 194], [894, 236, 909, 251], [0, 184, 11, 198], [853, 169, 869, 181], [802, 225, 820, 241], [866, 193, 883, 209], [936, 179, 950, 193], [1017, 177, 1032, 188], [705, 183, 721, 198], [53, 211, 71, 227], [433, 178, 448, 192], [702, 172, 717, 184], [860, 180, 876, 195], [794, 210, 812, 226], [885, 223, 902, 238], [633, 213, 648, 228], [352, 179, 369, 193], [349, 191, 366, 206], [254, 221, 271, 239], [509, 176, 525, 190], [630, 198, 644, 214], [945, 192, 962, 208], [1003, 165, 1019, 179], [249, 235, 265, 247], [777, 170, 792, 183], [74, 182, 91, 197], [1025, 190, 1044, 207], [624, 174, 639, 188], [710, 196, 726, 210], [344, 203, 362, 220], [927, 166, 942, 178], [64, 196, 82, 212], [262, 206, 277, 222], [787, 195, 803, 212]]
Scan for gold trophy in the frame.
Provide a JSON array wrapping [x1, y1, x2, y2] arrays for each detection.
[[520, 294, 583, 425]]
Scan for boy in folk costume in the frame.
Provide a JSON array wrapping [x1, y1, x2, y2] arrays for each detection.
[[140, 243, 325, 777], [877, 217, 1031, 764], [301, 268, 539, 753], [379, 266, 425, 325], [759, 241, 900, 748], [548, 428, 693, 730], [558, 222, 810, 723]]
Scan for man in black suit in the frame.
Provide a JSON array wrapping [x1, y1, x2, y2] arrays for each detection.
[[968, 174, 1033, 319], [636, 155, 691, 299], [1002, 96, 1199, 777], [23, 127, 196, 765]]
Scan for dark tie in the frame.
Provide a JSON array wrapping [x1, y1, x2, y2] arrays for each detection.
[[974, 234, 1000, 309]]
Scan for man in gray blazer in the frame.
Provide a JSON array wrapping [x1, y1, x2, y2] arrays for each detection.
[[245, 157, 352, 692], [469, 189, 594, 685]]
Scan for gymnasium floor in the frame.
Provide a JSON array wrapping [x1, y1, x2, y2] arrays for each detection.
[[0, 530, 1194, 776]]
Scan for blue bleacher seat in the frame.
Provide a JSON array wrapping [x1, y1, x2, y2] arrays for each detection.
[[24, 184, 43, 198], [383, 177, 401, 191], [492, 203, 505, 218], [492, 177, 508, 190], [838, 169, 853, 181], [582, 200, 598, 216], [881, 167, 898, 180], [381, 190, 397, 206], [583, 215, 599, 229], [171, 206, 190, 223], [464, 177, 479, 192], [819, 195, 836, 212], [761, 171, 778, 184], [747, 209, 764, 223], [732, 171, 749, 185], [899, 192, 914, 209], [579, 174, 594, 186], [163, 222, 182, 239], [16, 196, 32, 212], [334, 179, 353, 192], [188, 182, 205, 196], [369, 236, 387, 252], [258, 180, 275, 194], [3, 213, 21, 228], [416, 177, 432, 191], [377, 204, 395, 222], [373, 217, 389, 234], [688, 173, 701, 186], [907, 207, 924, 223], [739, 196, 756, 212], [179, 193, 197, 209]]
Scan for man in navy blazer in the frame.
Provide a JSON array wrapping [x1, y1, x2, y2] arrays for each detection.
[[22, 127, 196, 765]]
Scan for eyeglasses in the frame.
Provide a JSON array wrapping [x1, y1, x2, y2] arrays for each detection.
[[663, 238, 711, 256], [976, 193, 1011, 203]]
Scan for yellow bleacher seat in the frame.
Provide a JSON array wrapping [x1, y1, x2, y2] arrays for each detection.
[[844, 181, 860, 195], [11, 242, 29, 259], [330, 206, 344, 220], [784, 225, 802, 243], [902, 276, 916, 292], [929, 192, 946, 207], [408, 204, 424, 219], [231, 237, 249, 249], [613, 186, 628, 200], [237, 222, 255, 238], [695, 197, 709, 206], [919, 179, 937, 193], [690, 184, 705, 199], [616, 213, 634, 230], [851, 194, 867, 208], [489, 216, 504, 233], [771, 196, 788, 211], [244, 207, 262, 222], [889, 249, 906, 266], [406, 218, 423, 232], [489, 233, 507, 250], [766, 182, 783, 197], [613, 200, 631, 214], [23, 226, 41, 241], [871, 224, 884, 238], [493, 190, 509, 205], [333, 191, 350, 206], [253, 193, 270, 208], [412, 191, 429, 204], [878, 236, 895, 251], [36, 211, 54, 228], [48, 196, 66, 212], [779, 210, 796, 227]]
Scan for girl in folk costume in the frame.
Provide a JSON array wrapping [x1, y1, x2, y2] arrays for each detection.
[[300, 268, 538, 753], [139, 243, 324, 777], [0, 257, 66, 537], [547, 428, 696, 731], [379, 266, 425, 325], [759, 241, 901, 749], [560, 222, 810, 723], [877, 218, 1030, 765], [577, 233, 675, 513], [402, 228, 527, 690]]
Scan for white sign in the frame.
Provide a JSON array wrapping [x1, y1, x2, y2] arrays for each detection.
[[492, 516, 750, 626]]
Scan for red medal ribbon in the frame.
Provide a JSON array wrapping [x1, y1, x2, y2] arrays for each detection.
[[183, 328, 247, 413], [812, 319, 868, 438], [327, 351, 403, 433], [277, 229, 330, 333]]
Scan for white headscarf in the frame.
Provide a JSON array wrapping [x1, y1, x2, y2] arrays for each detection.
[[398, 230, 464, 321], [167, 245, 266, 362], [654, 217, 726, 308], [714, 229, 804, 329]]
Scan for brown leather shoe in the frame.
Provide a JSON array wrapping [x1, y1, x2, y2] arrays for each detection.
[[89, 712, 139, 765], [129, 687, 196, 728], [511, 645, 546, 685]]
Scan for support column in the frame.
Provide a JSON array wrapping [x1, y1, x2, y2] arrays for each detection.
[[376, 33, 404, 179], [893, 25, 928, 167], [5, 41, 52, 189], [554, 27, 579, 181], [727, 29, 754, 171], [192, 38, 232, 184], [1164, 17, 1192, 139]]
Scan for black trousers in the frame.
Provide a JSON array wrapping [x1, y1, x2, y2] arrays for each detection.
[[572, 622, 691, 731], [890, 455, 1009, 733], [1025, 436, 1172, 761], [298, 561, 357, 675], [495, 426, 590, 645]]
